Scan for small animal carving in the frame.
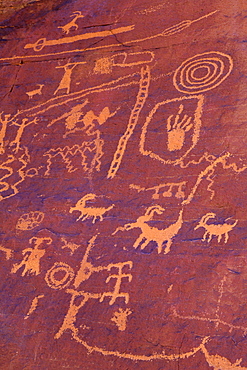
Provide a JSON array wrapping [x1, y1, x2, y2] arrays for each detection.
[[58, 11, 84, 34], [26, 84, 44, 99], [113, 205, 183, 254], [195, 213, 238, 243], [69, 193, 114, 223]]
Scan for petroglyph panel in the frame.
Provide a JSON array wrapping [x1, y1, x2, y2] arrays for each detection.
[[0, 0, 246, 369]]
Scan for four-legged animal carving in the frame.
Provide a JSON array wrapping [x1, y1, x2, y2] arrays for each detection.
[[113, 205, 183, 254], [194, 213, 238, 243], [70, 193, 114, 223], [58, 11, 84, 34], [26, 84, 44, 99]]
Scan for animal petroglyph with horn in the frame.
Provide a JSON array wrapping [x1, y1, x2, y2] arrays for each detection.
[[195, 213, 238, 243], [113, 205, 183, 254], [70, 193, 115, 223]]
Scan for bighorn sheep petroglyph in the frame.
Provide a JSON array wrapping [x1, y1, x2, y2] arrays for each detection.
[[113, 205, 183, 254], [195, 213, 238, 243], [58, 11, 84, 34], [70, 193, 114, 223]]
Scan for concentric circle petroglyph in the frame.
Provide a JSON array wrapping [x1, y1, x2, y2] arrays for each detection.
[[173, 51, 233, 94]]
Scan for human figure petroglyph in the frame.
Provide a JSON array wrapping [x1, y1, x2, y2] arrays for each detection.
[[111, 308, 132, 331], [70, 193, 115, 223], [167, 104, 193, 151], [54, 61, 86, 95], [194, 213, 238, 243], [113, 205, 183, 254], [99, 261, 133, 305], [58, 11, 84, 35], [54, 289, 101, 339], [10, 117, 38, 153], [55, 260, 132, 338], [11, 237, 52, 276], [26, 84, 44, 99]]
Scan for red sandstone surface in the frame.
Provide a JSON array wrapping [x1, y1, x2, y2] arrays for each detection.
[[0, 0, 247, 369]]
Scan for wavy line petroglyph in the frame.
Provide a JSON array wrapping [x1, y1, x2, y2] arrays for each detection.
[[0, 147, 38, 202], [113, 205, 183, 254], [108, 65, 151, 179], [173, 51, 233, 94], [24, 294, 44, 319], [0, 11, 217, 64], [16, 211, 44, 231], [24, 25, 135, 52], [129, 181, 187, 200], [69, 194, 115, 223], [58, 11, 84, 35], [140, 94, 204, 166], [194, 213, 238, 243]]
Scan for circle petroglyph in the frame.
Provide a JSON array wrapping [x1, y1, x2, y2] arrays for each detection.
[[45, 262, 75, 290], [173, 51, 233, 94]]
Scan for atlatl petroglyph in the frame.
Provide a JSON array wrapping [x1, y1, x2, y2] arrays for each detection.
[[69, 193, 115, 223], [130, 181, 186, 200], [195, 213, 238, 243], [108, 65, 151, 179], [111, 308, 132, 331], [16, 211, 44, 231], [11, 237, 52, 276], [58, 11, 84, 34], [24, 25, 135, 52], [113, 205, 183, 254], [26, 84, 44, 99], [167, 104, 193, 151]]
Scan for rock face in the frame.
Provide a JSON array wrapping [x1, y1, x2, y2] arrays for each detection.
[[0, 0, 246, 369]]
